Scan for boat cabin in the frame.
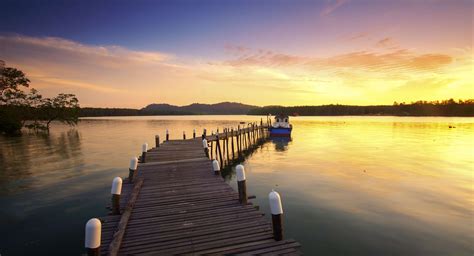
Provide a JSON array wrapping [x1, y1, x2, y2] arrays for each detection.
[[272, 114, 291, 128]]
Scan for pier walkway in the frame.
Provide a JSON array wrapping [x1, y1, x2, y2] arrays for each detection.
[[91, 125, 301, 255]]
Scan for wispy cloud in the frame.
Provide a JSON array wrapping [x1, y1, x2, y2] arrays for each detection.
[[375, 37, 399, 49], [222, 45, 454, 73], [321, 0, 349, 16]]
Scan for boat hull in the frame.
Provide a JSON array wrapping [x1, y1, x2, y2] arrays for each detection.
[[268, 127, 292, 137]]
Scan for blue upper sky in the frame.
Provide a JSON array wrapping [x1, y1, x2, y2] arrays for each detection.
[[1, 0, 328, 57]]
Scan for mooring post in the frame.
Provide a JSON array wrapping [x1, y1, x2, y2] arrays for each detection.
[[183, 131, 186, 140], [155, 135, 160, 148], [231, 128, 235, 159], [237, 125, 241, 154], [216, 135, 224, 169], [128, 157, 138, 183], [141, 143, 148, 163], [269, 190, 284, 241], [166, 129, 169, 141], [212, 159, 220, 175], [85, 218, 101, 256], [236, 165, 247, 204], [193, 129, 196, 139], [111, 177, 122, 215], [225, 129, 230, 163], [202, 138, 209, 158]]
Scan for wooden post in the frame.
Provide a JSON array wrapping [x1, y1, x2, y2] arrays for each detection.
[[212, 159, 220, 175], [166, 129, 169, 141], [237, 125, 241, 155], [269, 190, 283, 241], [210, 140, 213, 159], [141, 143, 148, 163], [85, 218, 101, 256], [248, 126, 252, 146], [236, 165, 247, 204], [155, 135, 160, 148], [215, 135, 218, 160], [226, 130, 230, 164], [231, 128, 235, 160], [216, 135, 223, 169], [183, 131, 186, 140], [128, 157, 138, 183], [111, 177, 122, 215]]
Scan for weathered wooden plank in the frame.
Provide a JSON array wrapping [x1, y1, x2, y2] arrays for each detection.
[[95, 125, 300, 255], [107, 178, 144, 256]]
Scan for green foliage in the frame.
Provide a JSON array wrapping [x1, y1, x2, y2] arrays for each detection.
[[248, 99, 474, 117], [0, 61, 80, 135]]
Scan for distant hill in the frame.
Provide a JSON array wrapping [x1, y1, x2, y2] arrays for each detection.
[[141, 102, 258, 115]]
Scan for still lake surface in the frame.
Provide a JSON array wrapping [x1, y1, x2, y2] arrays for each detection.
[[0, 115, 472, 255]]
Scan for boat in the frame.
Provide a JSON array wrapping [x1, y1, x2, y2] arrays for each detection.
[[268, 114, 292, 137]]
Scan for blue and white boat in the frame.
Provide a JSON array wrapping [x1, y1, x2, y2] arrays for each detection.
[[268, 114, 292, 137]]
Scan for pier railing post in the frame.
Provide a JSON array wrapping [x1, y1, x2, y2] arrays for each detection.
[[216, 135, 223, 169], [212, 159, 220, 175], [269, 190, 283, 241], [141, 143, 148, 163], [236, 165, 247, 204], [111, 177, 122, 215], [85, 218, 101, 256], [231, 128, 235, 159], [129, 157, 138, 183], [166, 129, 169, 141], [155, 135, 160, 147]]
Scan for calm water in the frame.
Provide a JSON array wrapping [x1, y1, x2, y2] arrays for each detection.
[[0, 116, 472, 255]]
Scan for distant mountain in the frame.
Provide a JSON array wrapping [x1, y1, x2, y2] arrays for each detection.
[[141, 102, 259, 115]]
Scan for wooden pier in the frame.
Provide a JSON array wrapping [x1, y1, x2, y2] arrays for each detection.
[[87, 122, 301, 255]]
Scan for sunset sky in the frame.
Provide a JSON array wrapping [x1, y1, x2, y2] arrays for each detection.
[[1, 0, 472, 108]]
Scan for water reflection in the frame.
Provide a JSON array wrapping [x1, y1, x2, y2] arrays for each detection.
[[270, 137, 292, 152], [0, 116, 472, 255], [0, 129, 83, 195]]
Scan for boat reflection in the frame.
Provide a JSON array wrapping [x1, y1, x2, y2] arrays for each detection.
[[270, 137, 292, 152]]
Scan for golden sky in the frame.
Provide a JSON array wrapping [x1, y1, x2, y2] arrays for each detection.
[[1, 0, 472, 108]]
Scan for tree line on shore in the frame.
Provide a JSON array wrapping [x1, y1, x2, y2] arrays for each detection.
[[80, 99, 474, 117], [0, 61, 79, 135], [247, 99, 474, 117]]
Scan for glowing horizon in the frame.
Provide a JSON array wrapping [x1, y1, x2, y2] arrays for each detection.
[[0, 0, 472, 108]]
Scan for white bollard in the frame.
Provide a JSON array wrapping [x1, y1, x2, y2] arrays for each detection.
[[212, 159, 220, 175], [111, 177, 122, 215], [202, 138, 209, 158], [85, 218, 101, 256], [269, 190, 283, 241], [141, 143, 148, 163], [236, 165, 247, 204], [129, 157, 138, 183]]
